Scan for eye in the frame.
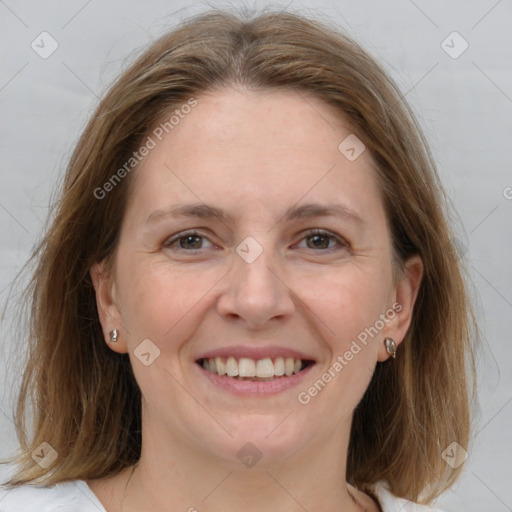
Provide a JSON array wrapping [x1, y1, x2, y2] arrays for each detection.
[[295, 229, 348, 251], [163, 230, 216, 251]]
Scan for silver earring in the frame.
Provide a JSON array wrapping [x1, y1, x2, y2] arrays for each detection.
[[109, 329, 119, 343], [384, 337, 397, 359]]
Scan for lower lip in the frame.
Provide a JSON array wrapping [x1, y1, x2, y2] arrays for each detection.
[[196, 363, 315, 397]]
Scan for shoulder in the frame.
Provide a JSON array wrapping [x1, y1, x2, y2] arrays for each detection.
[[0, 464, 105, 512], [371, 482, 445, 512]]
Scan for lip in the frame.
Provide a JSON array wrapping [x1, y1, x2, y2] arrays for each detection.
[[196, 361, 315, 397], [195, 345, 316, 362]]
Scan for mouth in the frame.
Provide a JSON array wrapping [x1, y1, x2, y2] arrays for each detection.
[[196, 356, 315, 382], [194, 346, 317, 396]]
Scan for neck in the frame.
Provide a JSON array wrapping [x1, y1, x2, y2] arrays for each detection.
[[121, 459, 367, 512]]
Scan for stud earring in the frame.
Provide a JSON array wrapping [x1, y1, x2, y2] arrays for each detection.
[[384, 337, 397, 359], [109, 329, 119, 343]]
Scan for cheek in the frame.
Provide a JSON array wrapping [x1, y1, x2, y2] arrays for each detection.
[[299, 263, 391, 348], [303, 265, 392, 409], [116, 261, 226, 402], [118, 258, 224, 343], [294, 269, 386, 421]]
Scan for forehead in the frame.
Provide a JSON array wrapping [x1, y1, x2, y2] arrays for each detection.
[[126, 87, 384, 224]]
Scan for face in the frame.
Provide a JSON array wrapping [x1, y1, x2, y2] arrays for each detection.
[[92, 87, 421, 468]]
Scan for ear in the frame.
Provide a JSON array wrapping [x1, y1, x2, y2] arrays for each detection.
[[90, 260, 128, 354], [377, 254, 423, 362]]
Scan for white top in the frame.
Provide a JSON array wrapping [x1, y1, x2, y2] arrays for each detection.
[[0, 464, 444, 511]]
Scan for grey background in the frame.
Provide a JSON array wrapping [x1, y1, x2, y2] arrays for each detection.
[[0, 1, 511, 510]]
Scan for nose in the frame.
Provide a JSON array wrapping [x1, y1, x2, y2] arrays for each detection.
[[216, 244, 296, 329]]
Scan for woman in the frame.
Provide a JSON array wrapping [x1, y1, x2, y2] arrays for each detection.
[[0, 8, 476, 511]]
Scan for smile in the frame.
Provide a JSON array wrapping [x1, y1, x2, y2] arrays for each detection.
[[195, 353, 316, 396], [197, 356, 314, 380]]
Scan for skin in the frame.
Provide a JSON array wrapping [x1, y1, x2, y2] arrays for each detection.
[[89, 87, 422, 512]]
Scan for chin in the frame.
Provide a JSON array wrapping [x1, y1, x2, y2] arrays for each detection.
[[201, 414, 313, 468]]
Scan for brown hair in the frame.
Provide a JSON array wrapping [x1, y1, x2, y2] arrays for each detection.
[[1, 7, 477, 503]]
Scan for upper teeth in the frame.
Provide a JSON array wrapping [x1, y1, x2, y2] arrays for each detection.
[[201, 357, 304, 378]]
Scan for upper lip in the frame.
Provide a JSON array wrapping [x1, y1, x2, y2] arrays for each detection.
[[195, 345, 316, 362]]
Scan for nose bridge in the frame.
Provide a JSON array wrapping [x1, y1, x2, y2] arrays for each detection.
[[217, 235, 295, 326], [236, 242, 276, 292]]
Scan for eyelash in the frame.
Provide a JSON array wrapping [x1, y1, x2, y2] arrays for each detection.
[[299, 229, 349, 250], [163, 229, 349, 252]]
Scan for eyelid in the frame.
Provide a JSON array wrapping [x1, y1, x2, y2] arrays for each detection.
[[163, 228, 350, 252], [295, 228, 350, 250], [163, 229, 217, 250]]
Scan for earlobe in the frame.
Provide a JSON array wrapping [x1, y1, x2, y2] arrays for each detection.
[[378, 254, 423, 362], [90, 261, 128, 354]]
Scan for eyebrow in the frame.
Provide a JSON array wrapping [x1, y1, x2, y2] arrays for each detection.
[[145, 202, 364, 226], [146, 203, 228, 225], [282, 203, 363, 224]]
